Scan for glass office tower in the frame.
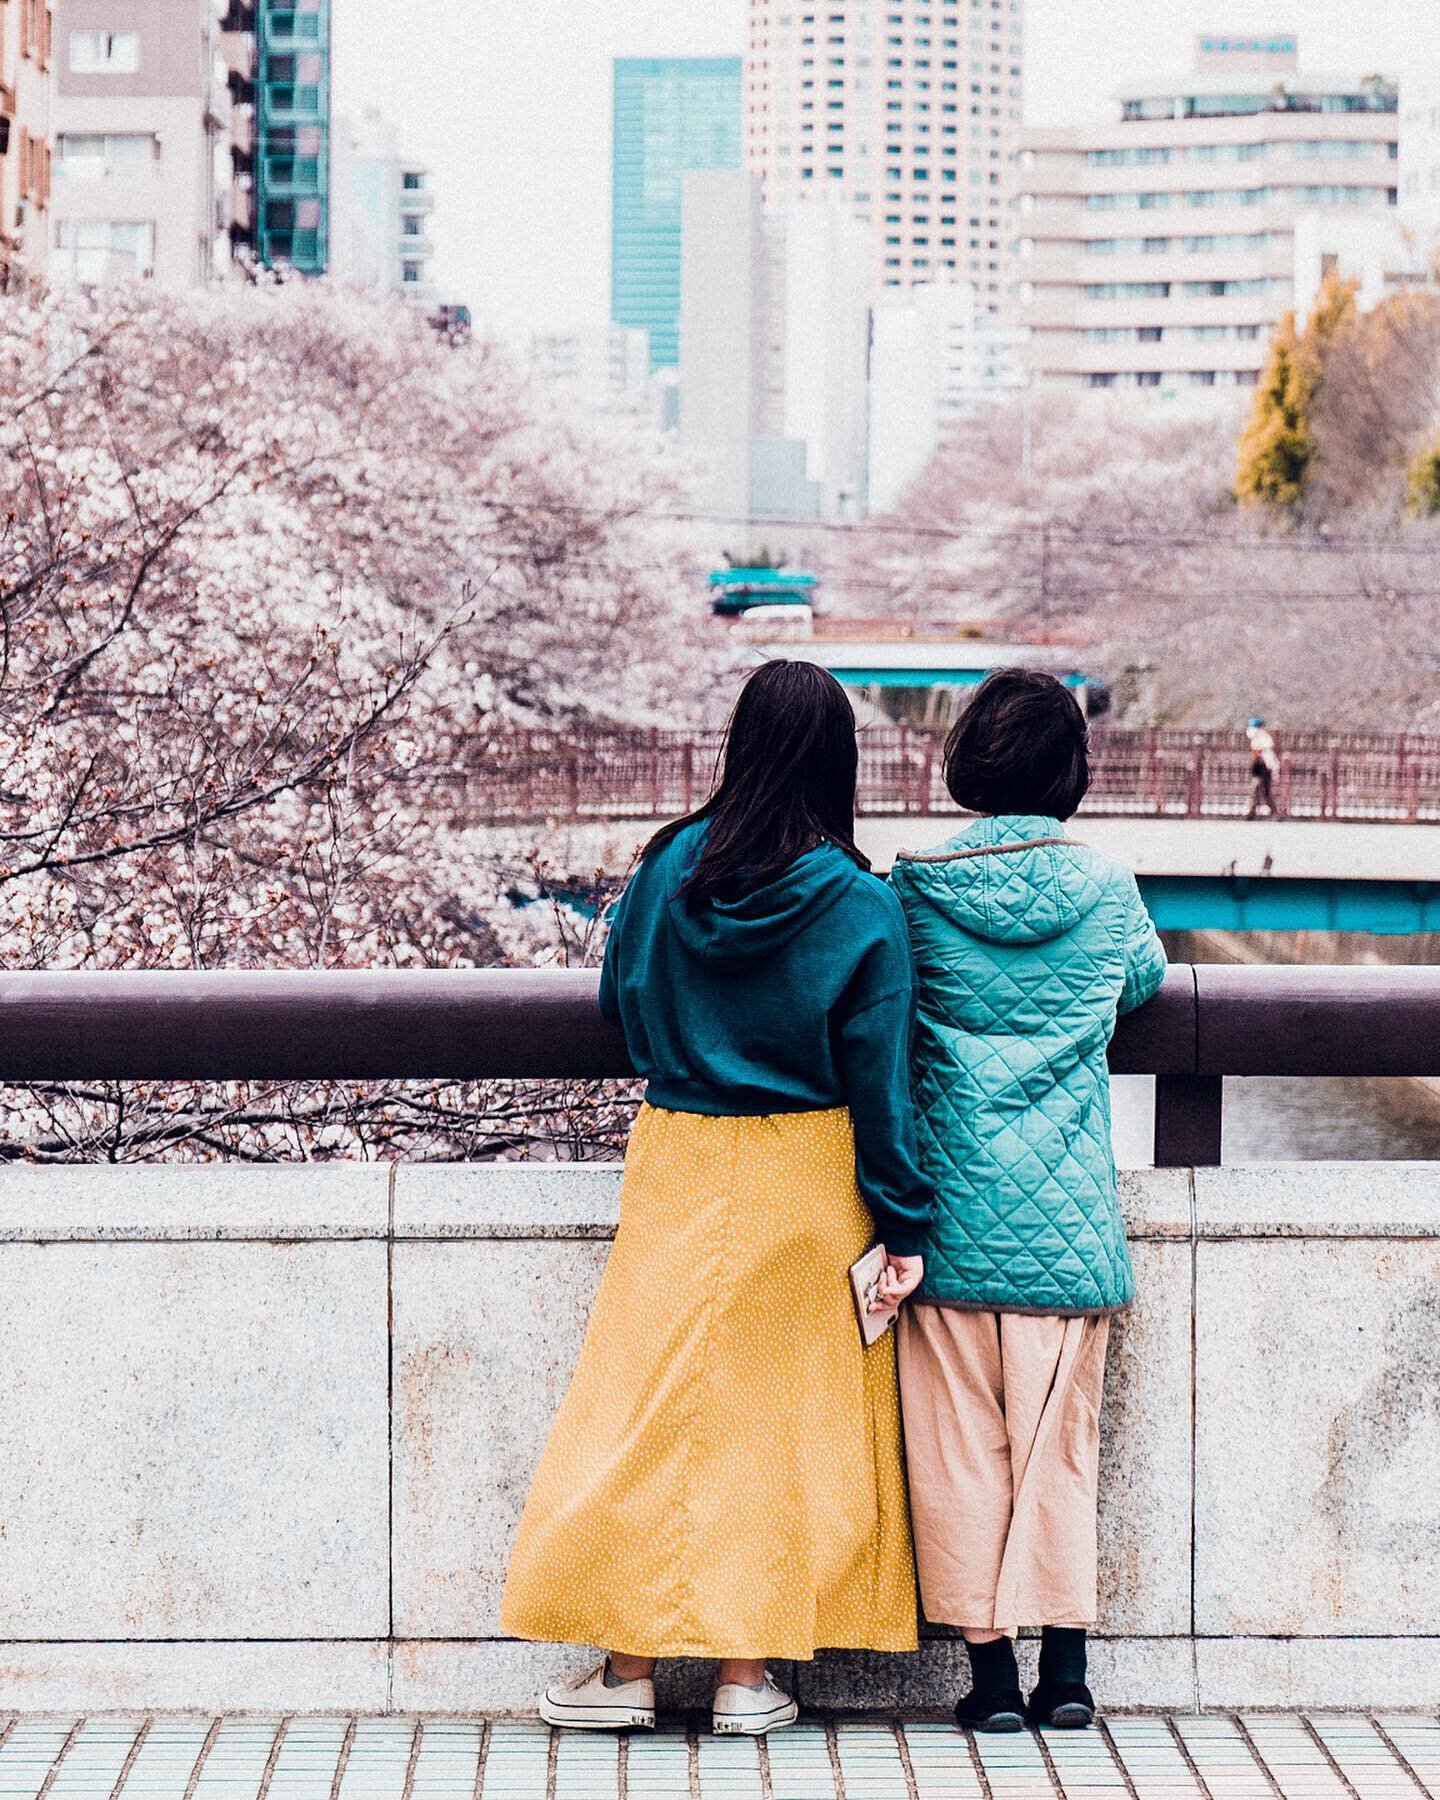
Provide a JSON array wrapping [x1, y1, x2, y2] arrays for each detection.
[[612, 57, 743, 370], [254, 0, 331, 274]]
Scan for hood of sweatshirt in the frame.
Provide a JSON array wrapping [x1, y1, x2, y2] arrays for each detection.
[[893, 814, 1107, 946], [662, 824, 859, 972]]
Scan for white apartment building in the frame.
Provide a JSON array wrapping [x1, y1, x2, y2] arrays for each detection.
[[869, 281, 1027, 508], [743, 0, 1024, 306], [50, 0, 239, 288], [1017, 34, 1400, 392], [525, 324, 653, 414], [1399, 66, 1440, 242], [330, 106, 435, 302], [679, 169, 870, 520], [0, 0, 55, 286]]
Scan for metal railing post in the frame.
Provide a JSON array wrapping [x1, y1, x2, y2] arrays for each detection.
[[1153, 1073, 1223, 1167], [681, 742, 696, 814]]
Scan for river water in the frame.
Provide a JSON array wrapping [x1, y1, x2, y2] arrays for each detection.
[[1113, 1074, 1440, 1166]]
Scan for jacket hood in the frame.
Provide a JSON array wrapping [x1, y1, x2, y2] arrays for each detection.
[[661, 823, 859, 972], [894, 814, 1106, 946]]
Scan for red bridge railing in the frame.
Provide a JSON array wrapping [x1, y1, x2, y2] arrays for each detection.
[[434, 727, 1440, 826]]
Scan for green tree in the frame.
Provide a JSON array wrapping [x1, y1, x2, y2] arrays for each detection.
[[1405, 430, 1440, 516], [1234, 275, 1356, 512]]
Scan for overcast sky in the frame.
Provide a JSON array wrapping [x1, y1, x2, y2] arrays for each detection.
[[332, 0, 1436, 333]]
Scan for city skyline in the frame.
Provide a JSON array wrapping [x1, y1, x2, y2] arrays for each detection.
[[332, 0, 1437, 332]]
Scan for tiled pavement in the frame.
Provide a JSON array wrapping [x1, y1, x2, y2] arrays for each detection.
[[0, 1715, 1437, 1800]]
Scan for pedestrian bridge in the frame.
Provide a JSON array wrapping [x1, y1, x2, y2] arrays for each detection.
[[453, 727, 1440, 933], [867, 815, 1440, 934]]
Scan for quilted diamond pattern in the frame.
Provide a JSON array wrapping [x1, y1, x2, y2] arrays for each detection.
[[891, 815, 1168, 1315]]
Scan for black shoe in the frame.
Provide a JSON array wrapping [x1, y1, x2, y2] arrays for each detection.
[[1026, 1680, 1096, 1730], [955, 1687, 1026, 1733]]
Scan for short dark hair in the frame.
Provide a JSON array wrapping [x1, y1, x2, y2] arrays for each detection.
[[942, 668, 1091, 820]]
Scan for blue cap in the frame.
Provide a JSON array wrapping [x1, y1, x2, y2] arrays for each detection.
[[1247, 717, 1264, 729]]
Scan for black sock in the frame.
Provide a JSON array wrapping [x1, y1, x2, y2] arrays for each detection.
[[965, 1636, 1019, 1694], [1038, 1627, 1087, 1688]]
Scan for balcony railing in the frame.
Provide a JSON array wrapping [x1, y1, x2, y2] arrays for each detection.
[[1, 965, 1437, 1168]]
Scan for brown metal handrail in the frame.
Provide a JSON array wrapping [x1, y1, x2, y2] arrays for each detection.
[[437, 727, 1440, 825], [3, 964, 1440, 1167]]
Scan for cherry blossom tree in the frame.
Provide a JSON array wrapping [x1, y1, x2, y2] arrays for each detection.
[[838, 389, 1440, 727], [0, 281, 719, 1158]]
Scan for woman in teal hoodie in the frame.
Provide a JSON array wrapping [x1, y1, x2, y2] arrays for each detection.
[[888, 669, 1167, 1736], [502, 661, 934, 1737]]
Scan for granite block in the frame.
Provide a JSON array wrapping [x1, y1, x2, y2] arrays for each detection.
[[1098, 1240, 1194, 1637], [0, 1240, 389, 1638], [1196, 1237, 1440, 1635], [391, 1240, 609, 1636], [1193, 1163, 1440, 1239], [0, 1642, 388, 1712], [392, 1163, 621, 1240], [0, 1164, 390, 1242]]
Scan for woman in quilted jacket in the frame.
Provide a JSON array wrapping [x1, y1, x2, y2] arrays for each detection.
[[889, 668, 1166, 1735]]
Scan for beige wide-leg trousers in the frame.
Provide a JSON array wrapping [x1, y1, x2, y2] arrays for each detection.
[[898, 1303, 1110, 1634]]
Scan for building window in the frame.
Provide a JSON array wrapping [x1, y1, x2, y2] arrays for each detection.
[[57, 132, 158, 177], [68, 29, 139, 73], [402, 215, 425, 237], [402, 262, 424, 284], [53, 219, 154, 282]]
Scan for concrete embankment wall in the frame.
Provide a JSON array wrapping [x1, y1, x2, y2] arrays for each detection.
[[1, 1164, 1437, 1714]]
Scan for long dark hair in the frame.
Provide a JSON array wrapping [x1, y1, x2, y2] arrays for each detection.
[[645, 660, 870, 907]]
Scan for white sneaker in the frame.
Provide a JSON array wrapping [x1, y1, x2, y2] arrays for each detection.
[[712, 1672, 799, 1736], [539, 1659, 656, 1731]]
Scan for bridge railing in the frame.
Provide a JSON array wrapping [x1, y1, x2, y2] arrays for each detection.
[[435, 727, 1440, 824], [3, 964, 1439, 1166]]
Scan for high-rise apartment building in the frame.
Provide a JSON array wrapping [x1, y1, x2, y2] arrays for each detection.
[[331, 108, 435, 301], [0, 0, 55, 286], [51, 0, 236, 288], [1017, 35, 1400, 392], [612, 57, 743, 370], [253, 0, 329, 275], [743, 0, 1024, 305]]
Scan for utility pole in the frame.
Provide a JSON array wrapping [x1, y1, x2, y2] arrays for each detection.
[[1021, 381, 1034, 482]]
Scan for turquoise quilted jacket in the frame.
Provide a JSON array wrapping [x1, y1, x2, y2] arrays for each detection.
[[890, 814, 1167, 1316]]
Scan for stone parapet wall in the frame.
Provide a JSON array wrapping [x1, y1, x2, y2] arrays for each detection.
[[0, 1163, 1436, 1713]]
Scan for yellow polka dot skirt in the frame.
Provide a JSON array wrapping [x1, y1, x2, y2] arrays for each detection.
[[500, 1103, 921, 1661]]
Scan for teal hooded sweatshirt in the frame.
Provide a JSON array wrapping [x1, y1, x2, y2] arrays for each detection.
[[889, 814, 1167, 1315], [598, 821, 935, 1256]]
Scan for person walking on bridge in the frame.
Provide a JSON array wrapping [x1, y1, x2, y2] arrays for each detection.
[[502, 659, 934, 1736], [1245, 717, 1282, 818], [889, 668, 1166, 1735]]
